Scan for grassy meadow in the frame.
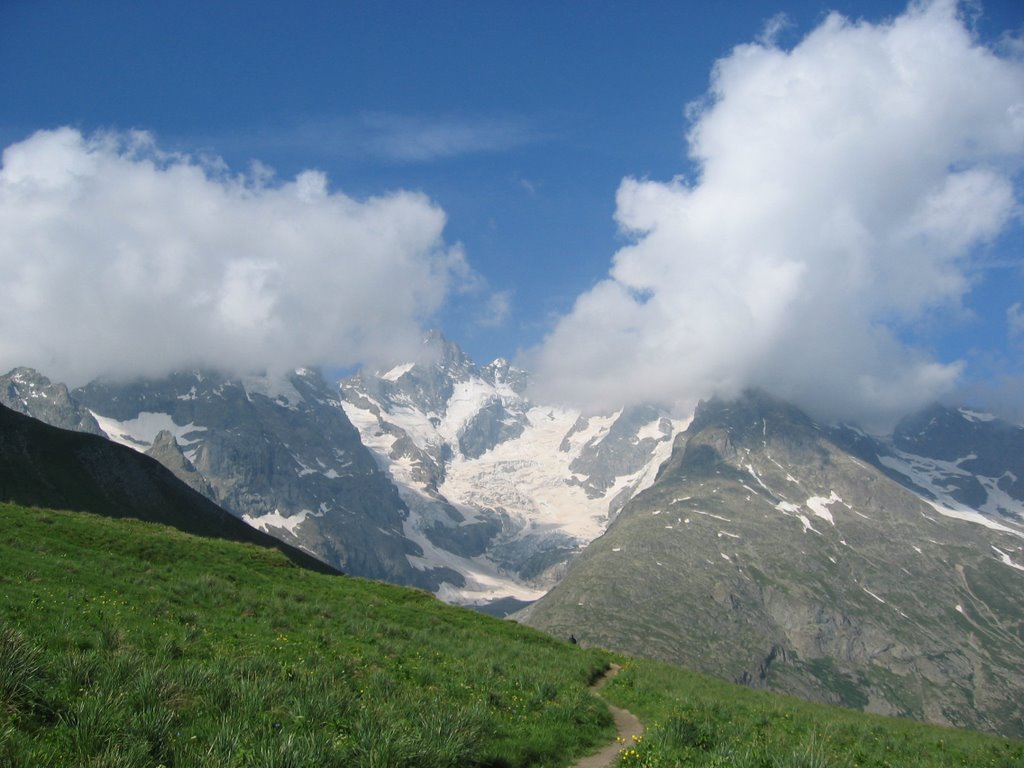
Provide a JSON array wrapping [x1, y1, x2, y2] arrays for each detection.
[[1, 501, 1022, 767], [0, 502, 612, 767], [600, 659, 1024, 767]]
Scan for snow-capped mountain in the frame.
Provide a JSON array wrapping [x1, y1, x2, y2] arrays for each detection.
[[338, 331, 685, 606], [0, 366, 460, 589], [1, 367, 104, 436], [3, 352, 1020, 626], [0, 351, 684, 606], [5, 355, 1023, 736], [834, 404, 1023, 526]]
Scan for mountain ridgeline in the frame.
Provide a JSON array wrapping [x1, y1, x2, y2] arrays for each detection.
[[0, 336, 683, 605], [517, 391, 1024, 737]]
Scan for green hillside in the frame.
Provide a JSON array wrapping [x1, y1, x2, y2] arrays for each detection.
[[0, 502, 611, 767], [1, 502, 1021, 768], [599, 661, 1024, 767]]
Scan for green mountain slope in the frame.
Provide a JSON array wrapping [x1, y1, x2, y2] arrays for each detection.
[[0, 502, 612, 767], [518, 392, 1024, 738]]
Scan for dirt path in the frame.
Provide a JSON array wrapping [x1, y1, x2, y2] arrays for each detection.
[[572, 663, 644, 768]]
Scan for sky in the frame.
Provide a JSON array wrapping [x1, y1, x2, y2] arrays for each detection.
[[1, 0, 1022, 428]]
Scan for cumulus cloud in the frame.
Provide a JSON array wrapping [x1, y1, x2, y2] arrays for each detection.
[[757, 12, 793, 47], [0, 127, 469, 385], [529, 0, 1024, 428]]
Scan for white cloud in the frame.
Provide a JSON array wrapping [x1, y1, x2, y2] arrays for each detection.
[[0, 127, 469, 385], [529, 0, 1024, 429], [757, 12, 793, 47]]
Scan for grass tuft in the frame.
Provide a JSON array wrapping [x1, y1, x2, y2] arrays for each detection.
[[0, 626, 41, 714]]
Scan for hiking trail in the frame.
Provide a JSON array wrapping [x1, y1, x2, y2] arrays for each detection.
[[572, 663, 644, 768]]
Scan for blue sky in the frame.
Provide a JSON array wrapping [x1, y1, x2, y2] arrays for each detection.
[[1, 0, 1022, 425]]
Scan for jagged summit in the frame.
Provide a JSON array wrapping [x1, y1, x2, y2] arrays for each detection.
[[339, 333, 685, 606], [1, 367, 103, 435]]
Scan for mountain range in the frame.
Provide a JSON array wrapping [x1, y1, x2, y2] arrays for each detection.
[[0, 334, 682, 607], [3, 339, 1023, 736], [337, 331, 683, 606]]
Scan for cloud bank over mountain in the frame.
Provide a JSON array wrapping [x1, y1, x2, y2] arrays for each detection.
[[0, 127, 469, 385], [529, 0, 1024, 428]]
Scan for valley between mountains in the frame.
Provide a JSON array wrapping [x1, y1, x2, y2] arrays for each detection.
[[3, 333, 1024, 739]]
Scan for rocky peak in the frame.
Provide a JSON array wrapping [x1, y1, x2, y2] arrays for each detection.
[[688, 389, 818, 440], [0, 367, 103, 435], [145, 429, 217, 500], [894, 404, 1023, 472], [568, 405, 675, 498], [481, 357, 529, 394], [356, 331, 479, 418], [661, 390, 823, 481]]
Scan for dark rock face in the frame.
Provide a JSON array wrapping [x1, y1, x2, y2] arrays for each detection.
[[832, 403, 1024, 524], [458, 398, 527, 459], [890, 405, 1024, 520], [145, 429, 216, 501], [568, 406, 674, 499]]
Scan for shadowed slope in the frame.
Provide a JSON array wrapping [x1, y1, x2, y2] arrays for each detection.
[[0, 403, 337, 574]]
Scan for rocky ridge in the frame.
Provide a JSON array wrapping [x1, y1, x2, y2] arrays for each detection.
[[0, 401, 336, 574]]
